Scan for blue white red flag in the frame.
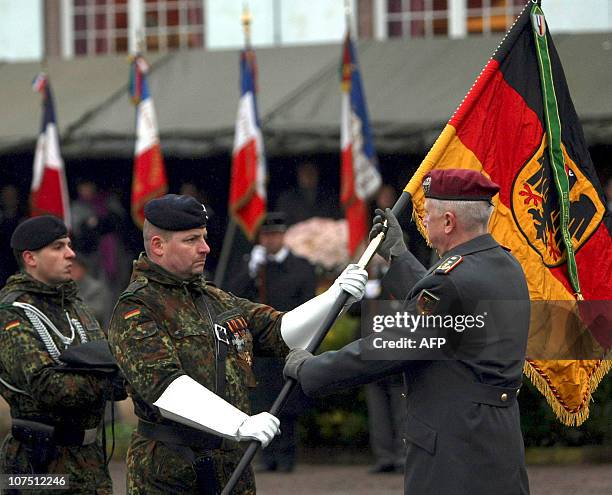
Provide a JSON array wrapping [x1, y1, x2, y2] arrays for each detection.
[[229, 47, 267, 239], [129, 55, 168, 228], [30, 73, 71, 227], [340, 31, 382, 256]]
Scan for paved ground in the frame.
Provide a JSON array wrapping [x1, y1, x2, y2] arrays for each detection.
[[110, 462, 612, 494]]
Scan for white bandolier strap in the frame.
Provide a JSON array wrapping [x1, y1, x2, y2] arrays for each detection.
[[154, 374, 248, 440], [280, 263, 368, 350], [10, 302, 87, 364]]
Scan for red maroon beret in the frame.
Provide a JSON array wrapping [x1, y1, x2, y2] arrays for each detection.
[[423, 169, 500, 202]]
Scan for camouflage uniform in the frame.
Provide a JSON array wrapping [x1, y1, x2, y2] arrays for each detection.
[[0, 273, 114, 495], [108, 254, 289, 495]]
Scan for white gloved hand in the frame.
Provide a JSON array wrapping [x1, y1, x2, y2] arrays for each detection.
[[332, 263, 368, 304], [280, 263, 369, 349], [248, 245, 267, 278], [236, 412, 281, 447]]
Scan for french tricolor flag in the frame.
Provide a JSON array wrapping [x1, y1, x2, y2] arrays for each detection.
[[30, 73, 71, 227], [129, 55, 168, 228], [340, 31, 382, 256], [229, 47, 267, 240]]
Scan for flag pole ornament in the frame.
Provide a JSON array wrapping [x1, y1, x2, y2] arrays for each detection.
[[401, 0, 611, 425], [340, 28, 382, 256], [229, 5, 267, 240], [30, 72, 71, 228], [129, 54, 168, 229]]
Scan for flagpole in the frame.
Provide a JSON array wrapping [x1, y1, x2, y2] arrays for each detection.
[[213, 218, 237, 287], [222, 190, 411, 494], [214, 4, 253, 289]]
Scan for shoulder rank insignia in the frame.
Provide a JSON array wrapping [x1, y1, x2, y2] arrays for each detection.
[[416, 289, 440, 315], [4, 320, 20, 331], [123, 309, 141, 320], [435, 255, 463, 274]]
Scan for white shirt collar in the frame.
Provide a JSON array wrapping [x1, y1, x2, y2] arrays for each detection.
[[268, 247, 290, 263]]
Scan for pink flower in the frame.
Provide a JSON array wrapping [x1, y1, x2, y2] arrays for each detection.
[[284, 218, 349, 270]]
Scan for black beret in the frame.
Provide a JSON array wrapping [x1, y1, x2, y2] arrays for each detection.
[[10, 216, 68, 251], [144, 194, 208, 231], [260, 212, 287, 233]]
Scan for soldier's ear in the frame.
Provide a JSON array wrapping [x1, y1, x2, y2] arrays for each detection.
[[22, 250, 37, 268], [150, 235, 165, 256], [443, 212, 456, 233]]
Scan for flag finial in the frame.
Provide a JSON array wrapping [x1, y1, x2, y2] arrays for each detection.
[[344, 0, 352, 28], [241, 4, 252, 44]]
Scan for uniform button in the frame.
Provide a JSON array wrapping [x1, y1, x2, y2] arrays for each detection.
[[500, 393, 508, 402], [401, 393, 406, 398]]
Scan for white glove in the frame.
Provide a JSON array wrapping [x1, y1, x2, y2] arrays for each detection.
[[332, 263, 368, 303], [154, 376, 281, 446], [281, 264, 369, 350], [248, 245, 267, 277], [237, 412, 281, 447]]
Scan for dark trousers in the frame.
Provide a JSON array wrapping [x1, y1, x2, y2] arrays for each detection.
[[260, 413, 297, 470]]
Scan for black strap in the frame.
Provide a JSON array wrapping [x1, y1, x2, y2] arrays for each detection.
[[12, 419, 95, 447], [125, 279, 147, 294], [193, 293, 229, 400], [1, 290, 25, 304], [137, 419, 222, 451]]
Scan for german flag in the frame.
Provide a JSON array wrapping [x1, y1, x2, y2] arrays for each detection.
[[404, 1, 611, 425]]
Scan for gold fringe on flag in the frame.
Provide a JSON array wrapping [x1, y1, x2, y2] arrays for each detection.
[[524, 358, 611, 426]]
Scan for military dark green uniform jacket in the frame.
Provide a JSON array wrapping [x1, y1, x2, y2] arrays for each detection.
[[297, 234, 531, 495], [0, 273, 114, 495], [108, 254, 289, 495]]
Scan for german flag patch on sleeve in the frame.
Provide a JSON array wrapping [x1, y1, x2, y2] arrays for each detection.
[[123, 309, 141, 320], [4, 320, 20, 331]]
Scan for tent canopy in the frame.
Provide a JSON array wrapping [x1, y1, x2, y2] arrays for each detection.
[[1, 32, 610, 158]]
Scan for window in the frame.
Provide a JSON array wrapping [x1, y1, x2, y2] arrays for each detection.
[[73, 0, 130, 56], [70, 0, 204, 57], [467, 0, 524, 35], [144, 0, 203, 52], [386, 0, 450, 38], [384, 0, 524, 39]]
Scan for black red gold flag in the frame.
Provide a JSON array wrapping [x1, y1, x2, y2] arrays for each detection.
[[404, 1, 611, 425]]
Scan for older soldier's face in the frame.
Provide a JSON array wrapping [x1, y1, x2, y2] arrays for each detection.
[[163, 227, 211, 278], [26, 237, 75, 286], [423, 199, 446, 252]]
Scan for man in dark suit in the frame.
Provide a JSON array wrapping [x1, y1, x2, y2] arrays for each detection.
[[284, 169, 531, 494], [228, 212, 317, 472]]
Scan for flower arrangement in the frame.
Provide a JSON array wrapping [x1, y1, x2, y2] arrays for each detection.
[[284, 217, 349, 271]]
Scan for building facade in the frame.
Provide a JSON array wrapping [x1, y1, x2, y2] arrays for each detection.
[[1, 0, 611, 62]]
